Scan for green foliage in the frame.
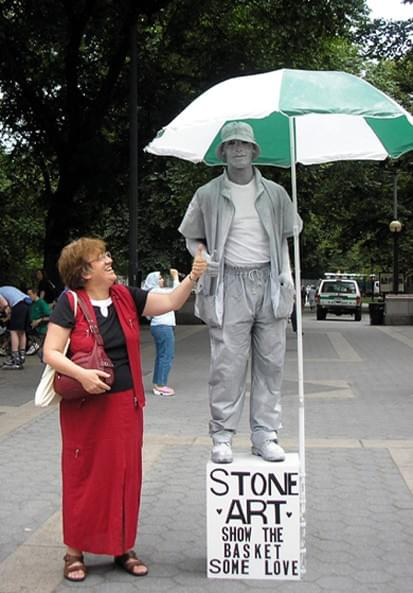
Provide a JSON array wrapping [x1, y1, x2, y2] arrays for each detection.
[[357, 16, 413, 60], [0, 0, 412, 287], [0, 0, 142, 283], [137, 0, 374, 278], [0, 150, 45, 286]]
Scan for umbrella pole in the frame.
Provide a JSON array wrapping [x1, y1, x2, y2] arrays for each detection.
[[289, 116, 307, 574]]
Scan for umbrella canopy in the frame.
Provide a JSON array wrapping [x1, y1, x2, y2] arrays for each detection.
[[145, 68, 413, 166]]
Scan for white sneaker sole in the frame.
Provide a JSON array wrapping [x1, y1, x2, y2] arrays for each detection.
[[211, 455, 233, 464], [211, 445, 233, 464], [251, 447, 285, 462]]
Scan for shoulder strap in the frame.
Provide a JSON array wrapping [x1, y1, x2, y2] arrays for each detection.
[[76, 295, 105, 347], [66, 289, 78, 317]]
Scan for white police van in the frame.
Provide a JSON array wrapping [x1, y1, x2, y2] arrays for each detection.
[[315, 273, 362, 321]]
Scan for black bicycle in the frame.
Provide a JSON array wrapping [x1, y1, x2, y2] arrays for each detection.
[[0, 321, 45, 357]]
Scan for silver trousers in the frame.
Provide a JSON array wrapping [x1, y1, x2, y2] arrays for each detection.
[[208, 263, 287, 446]]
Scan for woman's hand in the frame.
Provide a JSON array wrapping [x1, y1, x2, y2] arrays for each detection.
[[44, 321, 111, 395], [78, 368, 112, 394], [143, 245, 207, 318]]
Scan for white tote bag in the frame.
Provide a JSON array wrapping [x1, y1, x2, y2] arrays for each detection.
[[34, 291, 78, 407]]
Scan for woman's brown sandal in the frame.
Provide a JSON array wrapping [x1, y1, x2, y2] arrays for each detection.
[[63, 553, 87, 582], [114, 550, 148, 576]]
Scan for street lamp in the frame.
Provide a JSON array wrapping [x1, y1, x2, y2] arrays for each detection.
[[389, 220, 402, 233], [389, 173, 402, 294], [389, 218, 402, 294]]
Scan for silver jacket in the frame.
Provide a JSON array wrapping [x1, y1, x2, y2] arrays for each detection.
[[178, 168, 302, 326]]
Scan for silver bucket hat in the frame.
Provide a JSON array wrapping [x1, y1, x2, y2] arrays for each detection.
[[215, 121, 261, 161]]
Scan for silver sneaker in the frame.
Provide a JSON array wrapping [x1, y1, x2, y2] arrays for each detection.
[[252, 440, 285, 462], [211, 442, 233, 464], [2, 358, 24, 370]]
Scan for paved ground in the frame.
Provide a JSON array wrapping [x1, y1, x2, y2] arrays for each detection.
[[0, 308, 412, 593]]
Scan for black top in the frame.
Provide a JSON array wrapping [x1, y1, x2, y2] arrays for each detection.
[[50, 287, 148, 393]]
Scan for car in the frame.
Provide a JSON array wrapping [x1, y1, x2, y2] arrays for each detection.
[[315, 278, 362, 321]]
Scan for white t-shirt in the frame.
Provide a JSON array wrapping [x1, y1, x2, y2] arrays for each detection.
[[224, 178, 270, 266], [148, 282, 179, 327]]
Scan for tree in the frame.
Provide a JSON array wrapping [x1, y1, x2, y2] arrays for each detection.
[[0, 0, 169, 284], [137, 0, 370, 275], [0, 148, 45, 286], [1, 0, 411, 285]]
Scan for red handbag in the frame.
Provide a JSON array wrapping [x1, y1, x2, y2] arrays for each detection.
[[53, 295, 115, 400]]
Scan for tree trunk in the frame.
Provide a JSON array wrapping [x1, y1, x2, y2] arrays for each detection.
[[43, 173, 80, 289]]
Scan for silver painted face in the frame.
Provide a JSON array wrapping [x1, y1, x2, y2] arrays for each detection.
[[223, 140, 254, 169]]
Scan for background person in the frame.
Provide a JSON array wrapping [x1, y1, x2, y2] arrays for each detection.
[[26, 286, 51, 355], [290, 298, 297, 333], [179, 121, 302, 464], [36, 268, 59, 306], [43, 237, 206, 582], [143, 268, 180, 396], [301, 284, 307, 307], [308, 285, 317, 311], [0, 285, 32, 369]]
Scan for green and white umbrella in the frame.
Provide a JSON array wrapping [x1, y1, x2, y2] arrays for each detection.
[[145, 68, 413, 166], [145, 69, 413, 573]]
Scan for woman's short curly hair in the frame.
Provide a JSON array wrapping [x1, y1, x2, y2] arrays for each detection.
[[58, 237, 106, 289]]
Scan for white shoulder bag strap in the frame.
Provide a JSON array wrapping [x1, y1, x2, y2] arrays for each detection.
[[34, 289, 78, 407]]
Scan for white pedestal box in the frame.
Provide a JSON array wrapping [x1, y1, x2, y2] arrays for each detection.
[[206, 453, 301, 580]]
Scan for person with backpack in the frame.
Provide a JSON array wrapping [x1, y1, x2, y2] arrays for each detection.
[[0, 285, 32, 369]]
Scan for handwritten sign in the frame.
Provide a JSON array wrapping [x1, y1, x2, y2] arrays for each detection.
[[207, 453, 301, 580]]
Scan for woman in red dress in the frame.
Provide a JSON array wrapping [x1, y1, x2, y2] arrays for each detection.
[[43, 237, 206, 582]]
